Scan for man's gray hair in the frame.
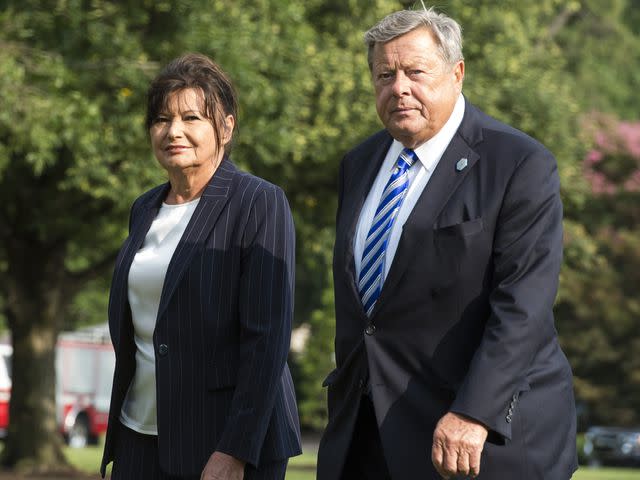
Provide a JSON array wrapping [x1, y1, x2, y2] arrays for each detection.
[[364, 8, 464, 69]]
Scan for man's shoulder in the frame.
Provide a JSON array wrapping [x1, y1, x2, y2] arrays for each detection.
[[465, 101, 553, 158]]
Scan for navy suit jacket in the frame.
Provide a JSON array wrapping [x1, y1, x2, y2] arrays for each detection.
[[101, 159, 301, 477], [317, 100, 577, 479]]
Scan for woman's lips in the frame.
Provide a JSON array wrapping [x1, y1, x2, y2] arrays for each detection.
[[166, 145, 189, 154]]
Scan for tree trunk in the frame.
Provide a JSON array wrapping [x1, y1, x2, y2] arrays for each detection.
[[1, 246, 71, 472]]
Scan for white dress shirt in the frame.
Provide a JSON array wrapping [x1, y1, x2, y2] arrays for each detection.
[[354, 94, 465, 281], [120, 197, 200, 435]]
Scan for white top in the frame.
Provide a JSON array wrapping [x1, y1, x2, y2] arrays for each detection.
[[120, 197, 200, 435], [354, 94, 465, 281]]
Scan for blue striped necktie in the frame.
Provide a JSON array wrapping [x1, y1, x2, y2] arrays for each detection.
[[358, 148, 417, 316]]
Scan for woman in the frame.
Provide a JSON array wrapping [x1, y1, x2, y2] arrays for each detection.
[[100, 53, 301, 480]]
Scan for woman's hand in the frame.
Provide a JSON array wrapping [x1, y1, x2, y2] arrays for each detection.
[[200, 451, 245, 480]]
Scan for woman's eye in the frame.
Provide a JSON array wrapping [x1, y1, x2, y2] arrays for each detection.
[[154, 116, 169, 123]]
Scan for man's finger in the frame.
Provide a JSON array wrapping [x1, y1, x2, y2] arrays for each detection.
[[442, 445, 459, 477], [456, 449, 470, 477], [469, 445, 483, 477], [431, 441, 449, 478]]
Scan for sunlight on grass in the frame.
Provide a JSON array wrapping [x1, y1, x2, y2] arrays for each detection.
[[288, 451, 317, 467], [573, 467, 640, 480], [286, 470, 315, 480], [64, 439, 110, 476]]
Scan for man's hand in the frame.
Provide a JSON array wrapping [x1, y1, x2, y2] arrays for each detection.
[[200, 451, 245, 480], [431, 412, 489, 479]]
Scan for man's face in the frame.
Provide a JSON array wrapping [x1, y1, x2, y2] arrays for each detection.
[[372, 28, 464, 149]]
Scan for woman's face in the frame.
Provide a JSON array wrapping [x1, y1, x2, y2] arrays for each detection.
[[149, 88, 234, 174]]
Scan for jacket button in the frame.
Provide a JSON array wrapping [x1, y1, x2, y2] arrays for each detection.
[[358, 378, 365, 389], [158, 344, 169, 356], [365, 324, 376, 335], [506, 414, 513, 423]]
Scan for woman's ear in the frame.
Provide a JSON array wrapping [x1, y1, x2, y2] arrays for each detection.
[[222, 114, 235, 145]]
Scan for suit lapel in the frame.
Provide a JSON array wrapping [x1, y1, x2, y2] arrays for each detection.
[[156, 158, 236, 320], [110, 184, 169, 348], [371, 102, 483, 317]]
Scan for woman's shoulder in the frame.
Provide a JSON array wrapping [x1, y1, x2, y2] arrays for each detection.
[[228, 161, 287, 201], [131, 183, 169, 210]]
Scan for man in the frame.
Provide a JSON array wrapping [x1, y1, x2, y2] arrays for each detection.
[[317, 8, 577, 480]]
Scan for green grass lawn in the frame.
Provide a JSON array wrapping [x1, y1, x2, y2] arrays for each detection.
[[64, 442, 107, 476], [573, 468, 640, 480], [285, 453, 315, 480], [283, 452, 640, 480], [283, 466, 640, 480], [62, 441, 640, 480]]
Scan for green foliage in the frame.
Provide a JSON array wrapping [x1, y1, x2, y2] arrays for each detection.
[[0, 0, 639, 456], [558, 114, 640, 428], [294, 236, 336, 429], [554, 0, 640, 119]]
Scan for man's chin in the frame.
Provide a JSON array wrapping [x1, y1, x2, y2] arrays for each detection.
[[386, 125, 426, 146]]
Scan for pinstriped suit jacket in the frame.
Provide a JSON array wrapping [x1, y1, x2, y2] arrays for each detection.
[[100, 158, 302, 477]]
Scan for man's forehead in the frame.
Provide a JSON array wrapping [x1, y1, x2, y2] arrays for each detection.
[[372, 50, 438, 70], [372, 30, 439, 59]]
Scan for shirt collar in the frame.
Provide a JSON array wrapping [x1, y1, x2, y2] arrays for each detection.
[[388, 93, 466, 172]]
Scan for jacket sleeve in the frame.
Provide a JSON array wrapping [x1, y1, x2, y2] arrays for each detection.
[[215, 185, 296, 466], [449, 147, 563, 442]]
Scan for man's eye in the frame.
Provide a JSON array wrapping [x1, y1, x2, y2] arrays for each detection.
[[378, 72, 393, 80]]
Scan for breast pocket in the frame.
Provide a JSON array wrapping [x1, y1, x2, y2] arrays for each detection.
[[433, 218, 485, 258], [434, 218, 484, 237], [431, 218, 488, 288]]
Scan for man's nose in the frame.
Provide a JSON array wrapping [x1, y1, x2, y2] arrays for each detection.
[[391, 71, 411, 96]]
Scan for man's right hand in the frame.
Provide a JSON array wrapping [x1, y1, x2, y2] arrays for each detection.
[[431, 412, 488, 478]]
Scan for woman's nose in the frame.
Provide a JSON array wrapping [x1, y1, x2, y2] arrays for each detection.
[[167, 119, 184, 139]]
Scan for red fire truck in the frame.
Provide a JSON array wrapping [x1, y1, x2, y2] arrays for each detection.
[[0, 324, 115, 447]]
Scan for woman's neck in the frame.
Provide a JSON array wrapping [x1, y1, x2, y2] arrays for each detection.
[[165, 160, 219, 205]]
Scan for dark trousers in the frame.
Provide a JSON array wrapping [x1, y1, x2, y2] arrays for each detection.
[[111, 422, 288, 480], [340, 396, 392, 480]]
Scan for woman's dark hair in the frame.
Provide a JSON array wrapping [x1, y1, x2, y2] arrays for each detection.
[[146, 53, 238, 152]]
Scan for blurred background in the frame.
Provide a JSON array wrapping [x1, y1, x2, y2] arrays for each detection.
[[0, 0, 639, 478]]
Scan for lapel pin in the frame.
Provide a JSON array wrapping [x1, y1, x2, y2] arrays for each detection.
[[456, 158, 468, 172]]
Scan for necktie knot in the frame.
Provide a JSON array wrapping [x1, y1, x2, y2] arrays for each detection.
[[397, 148, 417, 171]]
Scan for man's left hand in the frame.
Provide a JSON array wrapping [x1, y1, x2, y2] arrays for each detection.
[[431, 412, 488, 479]]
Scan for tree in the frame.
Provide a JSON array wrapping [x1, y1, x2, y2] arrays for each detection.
[[0, 2, 157, 468], [545, 0, 640, 427], [557, 114, 640, 428], [0, 0, 399, 468], [1, 1, 639, 470]]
